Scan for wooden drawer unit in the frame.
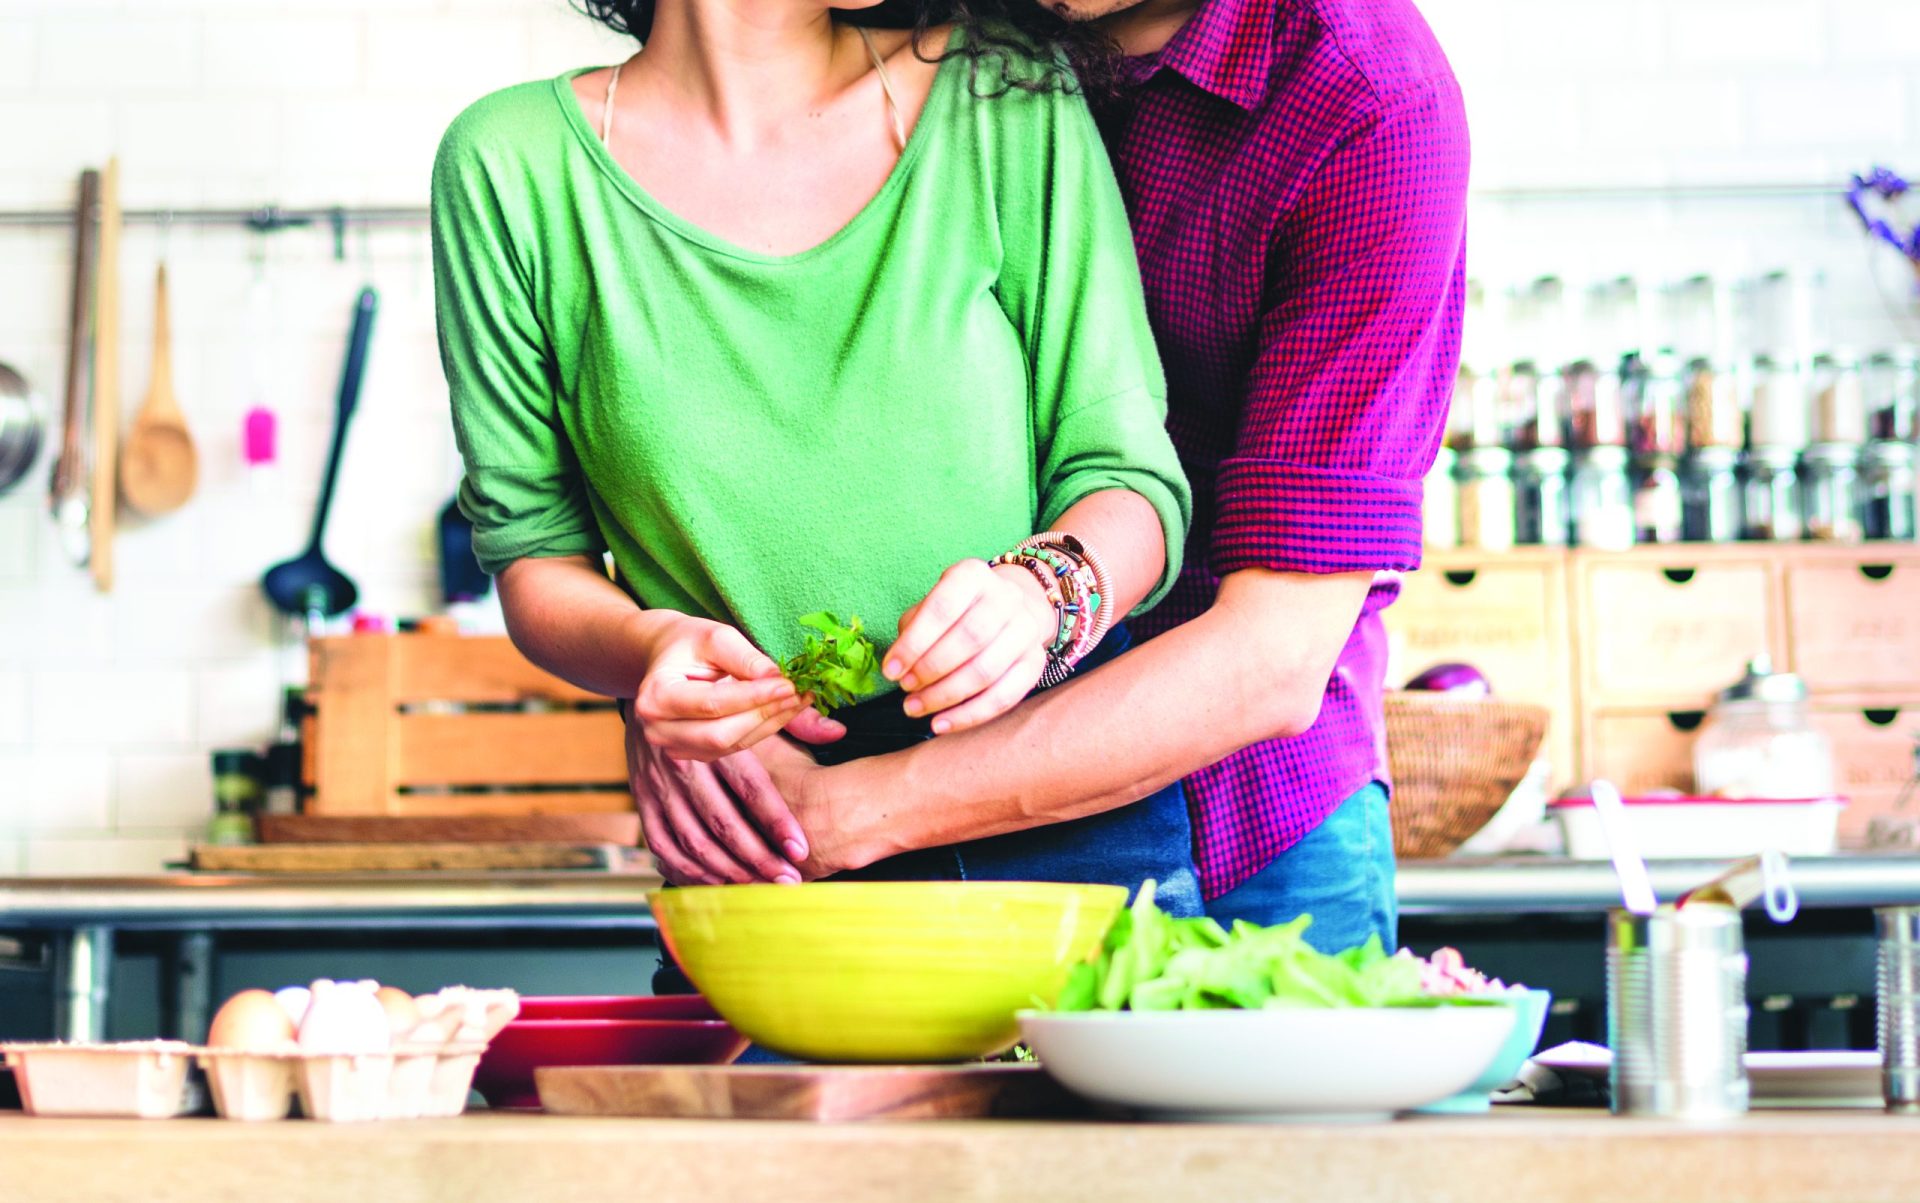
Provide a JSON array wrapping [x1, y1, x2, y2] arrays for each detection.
[[1584, 708, 1705, 796], [1576, 553, 1781, 708], [1385, 551, 1577, 786], [307, 634, 629, 818], [1785, 552, 1920, 694], [1811, 700, 1920, 846]]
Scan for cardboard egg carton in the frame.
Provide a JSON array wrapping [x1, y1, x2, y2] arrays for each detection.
[[1, 986, 518, 1123]]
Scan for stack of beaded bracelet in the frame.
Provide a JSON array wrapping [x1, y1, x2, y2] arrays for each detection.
[[990, 532, 1113, 688]]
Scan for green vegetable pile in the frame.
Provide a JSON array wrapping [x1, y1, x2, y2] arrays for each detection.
[[1055, 881, 1478, 1012], [780, 612, 883, 715]]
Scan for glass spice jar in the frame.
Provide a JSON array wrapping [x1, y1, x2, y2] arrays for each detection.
[[1455, 446, 1517, 551], [1634, 454, 1685, 545], [1866, 349, 1919, 442], [1683, 446, 1744, 543], [1567, 359, 1628, 449], [1862, 439, 1918, 542], [1747, 355, 1810, 451], [1693, 656, 1836, 800], [1803, 441, 1865, 543], [1571, 445, 1636, 550], [1632, 351, 1688, 457], [1424, 445, 1459, 549], [1514, 446, 1572, 546], [1813, 351, 1869, 445], [1686, 357, 1744, 450], [1743, 446, 1805, 542]]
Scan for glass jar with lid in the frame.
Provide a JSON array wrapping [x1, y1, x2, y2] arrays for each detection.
[[1804, 442, 1864, 542], [1455, 446, 1516, 551], [1865, 349, 1918, 442], [1693, 656, 1836, 799], [1812, 351, 1869, 444], [1747, 355, 1810, 451], [1862, 439, 1918, 541], [1743, 446, 1804, 542]]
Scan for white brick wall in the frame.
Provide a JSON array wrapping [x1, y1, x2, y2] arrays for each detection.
[[0, 0, 627, 871], [0, 0, 1916, 872]]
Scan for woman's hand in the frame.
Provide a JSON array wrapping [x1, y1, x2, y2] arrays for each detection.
[[884, 558, 1054, 735], [631, 611, 809, 761]]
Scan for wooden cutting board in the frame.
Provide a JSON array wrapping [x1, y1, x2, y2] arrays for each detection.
[[534, 1063, 1083, 1122], [257, 813, 641, 846], [189, 842, 649, 874]]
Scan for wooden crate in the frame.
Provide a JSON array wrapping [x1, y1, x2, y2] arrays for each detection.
[[306, 634, 630, 819]]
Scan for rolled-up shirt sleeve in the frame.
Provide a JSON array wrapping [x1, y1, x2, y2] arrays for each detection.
[[431, 111, 604, 575], [1210, 79, 1469, 579]]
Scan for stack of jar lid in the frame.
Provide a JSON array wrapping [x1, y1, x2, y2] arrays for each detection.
[[1430, 346, 1919, 551]]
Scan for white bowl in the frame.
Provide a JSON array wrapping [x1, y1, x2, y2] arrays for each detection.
[[1019, 1007, 1517, 1121]]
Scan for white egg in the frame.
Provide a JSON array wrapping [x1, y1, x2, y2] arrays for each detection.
[[298, 980, 394, 1053], [273, 986, 313, 1027]]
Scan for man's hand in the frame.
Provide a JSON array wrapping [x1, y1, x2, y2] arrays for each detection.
[[626, 705, 845, 885]]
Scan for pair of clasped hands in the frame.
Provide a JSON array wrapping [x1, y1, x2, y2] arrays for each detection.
[[627, 559, 1057, 886]]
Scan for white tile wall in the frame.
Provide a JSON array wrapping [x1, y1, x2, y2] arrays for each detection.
[[0, 0, 1916, 872]]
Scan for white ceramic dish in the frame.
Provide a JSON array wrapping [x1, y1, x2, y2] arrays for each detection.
[[1532, 1042, 1881, 1106], [1551, 795, 1843, 859], [1018, 1006, 1517, 1121]]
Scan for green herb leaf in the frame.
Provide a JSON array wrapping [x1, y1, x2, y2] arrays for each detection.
[[781, 611, 884, 715]]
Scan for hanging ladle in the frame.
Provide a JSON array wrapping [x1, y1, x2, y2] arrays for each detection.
[[262, 287, 376, 625]]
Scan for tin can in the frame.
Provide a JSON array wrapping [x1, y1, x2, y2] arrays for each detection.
[[1608, 905, 1750, 1119], [1876, 905, 1920, 1113]]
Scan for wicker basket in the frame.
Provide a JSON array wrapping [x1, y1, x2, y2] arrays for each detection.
[[1384, 693, 1550, 859]]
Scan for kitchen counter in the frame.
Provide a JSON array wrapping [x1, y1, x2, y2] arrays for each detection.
[[8, 855, 1920, 1041], [0, 1108, 1915, 1203]]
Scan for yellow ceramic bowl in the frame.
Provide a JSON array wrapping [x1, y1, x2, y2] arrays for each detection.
[[650, 881, 1126, 1063]]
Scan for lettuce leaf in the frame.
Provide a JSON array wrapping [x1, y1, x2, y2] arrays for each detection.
[[1053, 880, 1476, 1012], [780, 612, 883, 714]]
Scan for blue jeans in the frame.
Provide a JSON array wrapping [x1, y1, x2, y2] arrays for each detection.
[[1202, 782, 1397, 953]]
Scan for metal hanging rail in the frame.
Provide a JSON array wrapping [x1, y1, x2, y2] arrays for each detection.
[[0, 180, 1858, 231], [0, 204, 429, 230]]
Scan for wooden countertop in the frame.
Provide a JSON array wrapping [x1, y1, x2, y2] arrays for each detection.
[[3, 1107, 1917, 1203]]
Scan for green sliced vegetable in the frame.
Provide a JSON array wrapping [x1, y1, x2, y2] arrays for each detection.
[[1053, 880, 1488, 1012], [780, 612, 883, 715]]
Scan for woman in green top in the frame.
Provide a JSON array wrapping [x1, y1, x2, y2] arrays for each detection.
[[432, 0, 1199, 910]]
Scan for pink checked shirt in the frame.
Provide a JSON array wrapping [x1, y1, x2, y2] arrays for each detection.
[[1109, 0, 1470, 897]]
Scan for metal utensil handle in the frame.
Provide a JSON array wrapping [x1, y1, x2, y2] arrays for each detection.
[[50, 169, 99, 504], [1592, 779, 1658, 914], [304, 286, 378, 554]]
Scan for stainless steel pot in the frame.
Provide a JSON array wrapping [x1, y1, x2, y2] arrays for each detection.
[[0, 361, 45, 496]]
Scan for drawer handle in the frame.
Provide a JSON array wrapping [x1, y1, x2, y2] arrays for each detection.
[[1443, 570, 1478, 587], [1661, 567, 1698, 585], [1860, 564, 1896, 582], [1864, 708, 1904, 727], [1666, 710, 1706, 732]]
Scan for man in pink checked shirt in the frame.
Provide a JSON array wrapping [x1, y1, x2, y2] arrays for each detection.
[[628, 0, 1469, 952]]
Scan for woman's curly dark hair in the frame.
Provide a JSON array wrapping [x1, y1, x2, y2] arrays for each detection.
[[575, 0, 1121, 99]]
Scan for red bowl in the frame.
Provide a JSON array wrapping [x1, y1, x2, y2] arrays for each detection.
[[515, 995, 720, 1022], [474, 1019, 747, 1110]]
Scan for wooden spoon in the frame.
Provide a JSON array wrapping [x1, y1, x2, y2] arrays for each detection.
[[120, 261, 198, 516]]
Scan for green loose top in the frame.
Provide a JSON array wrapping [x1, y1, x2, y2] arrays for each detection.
[[430, 42, 1191, 664]]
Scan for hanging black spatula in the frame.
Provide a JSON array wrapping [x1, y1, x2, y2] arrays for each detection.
[[263, 286, 377, 623]]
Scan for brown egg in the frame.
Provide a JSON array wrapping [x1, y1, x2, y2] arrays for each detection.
[[375, 986, 421, 1040], [208, 989, 297, 1050]]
